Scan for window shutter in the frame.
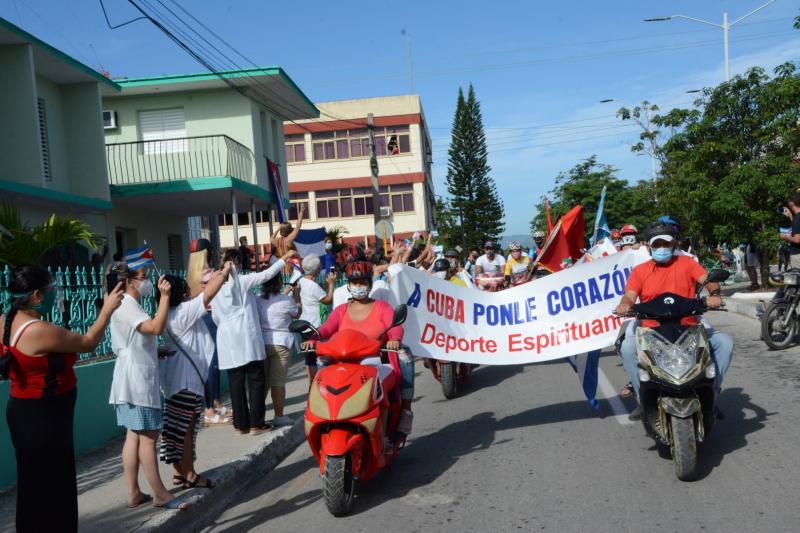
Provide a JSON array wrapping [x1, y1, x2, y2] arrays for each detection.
[[139, 108, 187, 154], [37, 98, 51, 182]]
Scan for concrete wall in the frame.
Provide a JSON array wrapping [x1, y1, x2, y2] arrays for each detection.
[[108, 203, 190, 266], [34, 75, 69, 192], [62, 83, 111, 201], [0, 44, 42, 185]]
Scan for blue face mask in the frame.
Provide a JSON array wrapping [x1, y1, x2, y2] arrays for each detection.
[[651, 247, 674, 263]]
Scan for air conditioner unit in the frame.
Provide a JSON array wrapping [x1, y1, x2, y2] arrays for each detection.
[[380, 206, 393, 217], [102, 110, 118, 130]]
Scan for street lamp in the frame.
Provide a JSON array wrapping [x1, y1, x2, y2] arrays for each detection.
[[644, 0, 777, 82]]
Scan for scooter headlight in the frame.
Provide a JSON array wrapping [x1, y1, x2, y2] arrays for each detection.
[[640, 329, 702, 381]]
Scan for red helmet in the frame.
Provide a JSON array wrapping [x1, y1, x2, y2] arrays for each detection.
[[345, 261, 373, 281], [620, 224, 638, 236], [611, 229, 621, 240]]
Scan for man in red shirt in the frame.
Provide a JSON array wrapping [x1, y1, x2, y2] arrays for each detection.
[[616, 221, 733, 421]]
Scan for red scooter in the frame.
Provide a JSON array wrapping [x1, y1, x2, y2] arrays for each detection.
[[291, 305, 408, 516]]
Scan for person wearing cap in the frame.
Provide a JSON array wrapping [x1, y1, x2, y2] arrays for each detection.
[[658, 215, 698, 262], [475, 240, 506, 275], [504, 241, 531, 286], [443, 249, 467, 286], [615, 221, 733, 421]]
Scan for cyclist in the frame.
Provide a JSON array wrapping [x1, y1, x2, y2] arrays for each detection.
[[504, 241, 531, 286]]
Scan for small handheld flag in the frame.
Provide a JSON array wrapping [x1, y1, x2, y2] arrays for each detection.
[[124, 245, 155, 270]]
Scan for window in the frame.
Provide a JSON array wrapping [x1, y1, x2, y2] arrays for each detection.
[[289, 192, 309, 219], [315, 188, 375, 219], [285, 134, 306, 163], [167, 234, 184, 271], [379, 183, 415, 213], [311, 125, 411, 161], [37, 98, 51, 182], [139, 108, 187, 155], [217, 212, 251, 227]]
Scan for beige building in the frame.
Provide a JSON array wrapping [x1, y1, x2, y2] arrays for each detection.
[[218, 95, 436, 247]]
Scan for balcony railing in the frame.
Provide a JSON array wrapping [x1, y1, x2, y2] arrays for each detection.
[[106, 135, 256, 186]]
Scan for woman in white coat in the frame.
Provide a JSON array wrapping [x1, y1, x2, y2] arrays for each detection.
[[212, 248, 296, 434], [109, 265, 187, 510]]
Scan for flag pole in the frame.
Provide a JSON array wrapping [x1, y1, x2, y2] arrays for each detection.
[[591, 186, 607, 246]]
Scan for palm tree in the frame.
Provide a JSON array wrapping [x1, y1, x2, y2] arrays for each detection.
[[0, 203, 105, 268], [325, 225, 349, 255]]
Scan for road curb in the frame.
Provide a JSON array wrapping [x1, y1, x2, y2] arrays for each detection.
[[724, 298, 760, 319], [140, 417, 306, 533]]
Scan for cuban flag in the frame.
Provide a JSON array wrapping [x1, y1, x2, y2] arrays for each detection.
[[267, 159, 288, 223], [567, 350, 600, 410], [293, 227, 327, 259], [124, 245, 155, 270]]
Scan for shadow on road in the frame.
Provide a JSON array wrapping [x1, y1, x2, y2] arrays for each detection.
[[495, 399, 603, 430], [200, 455, 320, 533], [695, 386, 774, 480], [345, 411, 497, 516]]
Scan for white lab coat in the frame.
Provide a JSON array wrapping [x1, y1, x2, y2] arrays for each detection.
[[212, 260, 285, 370]]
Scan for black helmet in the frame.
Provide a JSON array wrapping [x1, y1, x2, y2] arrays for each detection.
[[433, 258, 450, 272], [445, 249, 459, 258], [484, 240, 496, 250], [644, 221, 676, 243]]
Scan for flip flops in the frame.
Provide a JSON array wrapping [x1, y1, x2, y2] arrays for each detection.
[[126, 493, 152, 509], [154, 498, 188, 510]]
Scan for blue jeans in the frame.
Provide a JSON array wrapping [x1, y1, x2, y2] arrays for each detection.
[[620, 319, 733, 400], [397, 348, 415, 401]]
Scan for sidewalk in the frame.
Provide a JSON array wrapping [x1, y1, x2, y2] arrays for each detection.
[[720, 279, 775, 319], [0, 358, 311, 533]]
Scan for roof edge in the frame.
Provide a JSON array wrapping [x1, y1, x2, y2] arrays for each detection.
[[0, 17, 121, 91]]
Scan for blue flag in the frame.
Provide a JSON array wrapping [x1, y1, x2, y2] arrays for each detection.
[[591, 186, 611, 246], [567, 350, 601, 410]]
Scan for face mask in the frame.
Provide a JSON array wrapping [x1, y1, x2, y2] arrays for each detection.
[[434, 271, 448, 279], [448, 259, 457, 270], [349, 284, 369, 300], [31, 287, 57, 315], [325, 242, 333, 250], [136, 278, 154, 297], [651, 247, 674, 264]]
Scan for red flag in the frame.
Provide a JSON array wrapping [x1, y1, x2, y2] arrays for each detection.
[[544, 196, 554, 236], [536, 205, 585, 272]]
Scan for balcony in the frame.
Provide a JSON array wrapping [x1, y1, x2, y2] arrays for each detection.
[[106, 135, 275, 216], [106, 135, 256, 185]]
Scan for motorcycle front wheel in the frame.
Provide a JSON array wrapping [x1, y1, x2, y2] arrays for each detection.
[[670, 416, 697, 481], [761, 302, 796, 350], [323, 454, 355, 516], [440, 362, 458, 399]]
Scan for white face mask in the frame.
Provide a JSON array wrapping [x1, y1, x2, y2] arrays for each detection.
[[135, 278, 154, 297], [448, 259, 458, 270], [348, 284, 369, 300], [434, 271, 448, 279], [325, 242, 333, 250]]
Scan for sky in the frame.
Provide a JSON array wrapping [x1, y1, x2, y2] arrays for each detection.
[[3, 0, 799, 236]]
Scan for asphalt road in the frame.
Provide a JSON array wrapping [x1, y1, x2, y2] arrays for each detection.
[[200, 311, 800, 533]]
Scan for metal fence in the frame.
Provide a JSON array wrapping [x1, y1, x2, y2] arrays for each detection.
[[1, 266, 349, 362], [105, 135, 256, 185]]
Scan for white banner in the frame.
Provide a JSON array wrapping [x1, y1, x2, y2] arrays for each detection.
[[389, 249, 650, 364]]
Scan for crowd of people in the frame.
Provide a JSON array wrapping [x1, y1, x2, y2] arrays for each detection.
[[18, 195, 800, 529]]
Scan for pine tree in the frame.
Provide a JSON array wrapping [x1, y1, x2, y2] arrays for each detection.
[[444, 84, 505, 249]]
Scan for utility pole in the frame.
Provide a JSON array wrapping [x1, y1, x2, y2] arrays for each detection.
[[644, 0, 777, 82], [367, 113, 381, 226]]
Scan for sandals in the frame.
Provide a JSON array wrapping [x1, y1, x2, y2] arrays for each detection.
[[204, 414, 231, 426], [172, 475, 185, 487], [127, 493, 152, 509], [620, 382, 634, 398], [154, 498, 188, 510], [184, 475, 215, 489]]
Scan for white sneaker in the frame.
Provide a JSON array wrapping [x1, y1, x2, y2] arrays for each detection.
[[271, 415, 294, 427], [397, 409, 413, 435]]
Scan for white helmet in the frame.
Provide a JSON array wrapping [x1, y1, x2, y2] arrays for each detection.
[[533, 231, 545, 239]]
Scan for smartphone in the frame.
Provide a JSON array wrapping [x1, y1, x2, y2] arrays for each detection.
[[329, 266, 336, 273], [407, 260, 417, 268]]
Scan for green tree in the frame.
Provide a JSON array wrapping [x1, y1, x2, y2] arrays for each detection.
[[530, 156, 657, 240], [642, 64, 800, 283], [433, 197, 462, 251], [445, 84, 505, 247], [0, 203, 105, 268]]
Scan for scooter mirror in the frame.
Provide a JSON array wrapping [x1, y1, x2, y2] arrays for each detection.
[[391, 304, 408, 327], [289, 320, 313, 334], [706, 269, 730, 284]]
